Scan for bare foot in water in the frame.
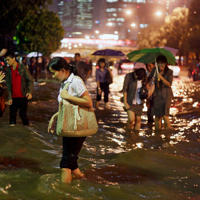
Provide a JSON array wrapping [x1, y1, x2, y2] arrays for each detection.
[[72, 168, 85, 179], [61, 168, 72, 183]]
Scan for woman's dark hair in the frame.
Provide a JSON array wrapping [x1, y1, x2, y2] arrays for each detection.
[[156, 55, 169, 73], [97, 58, 106, 66], [49, 57, 74, 72], [156, 55, 167, 64], [77, 61, 92, 81], [135, 68, 146, 80]]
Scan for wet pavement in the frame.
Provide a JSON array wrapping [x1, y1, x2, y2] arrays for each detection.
[[0, 68, 200, 200]]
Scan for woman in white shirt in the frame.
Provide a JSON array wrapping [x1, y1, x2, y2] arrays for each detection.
[[48, 57, 93, 184]]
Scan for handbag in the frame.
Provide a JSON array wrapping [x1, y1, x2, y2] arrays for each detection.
[[105, 69, 113, 85], [56, 83, 98, 137], [139, 85, 148, 100]]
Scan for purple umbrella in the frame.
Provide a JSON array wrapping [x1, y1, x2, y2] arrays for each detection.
[[92, 49, 125, 57]]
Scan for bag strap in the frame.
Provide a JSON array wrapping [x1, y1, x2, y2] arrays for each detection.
[[61, 79, 94, 112], [62, 82, 70, 91]]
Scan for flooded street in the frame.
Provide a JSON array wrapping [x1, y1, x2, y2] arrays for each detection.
[[0, 70, 200, 200]]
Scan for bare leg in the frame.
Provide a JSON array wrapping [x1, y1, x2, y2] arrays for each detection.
[[105, 102, 109, 109], [61, 168, 72, 183], [127, 110, 135, 130], [135, 116, 141, 131], [163, 115, 173, 129], [155, 117, 162, 130], [72, 168, 85, 178], [96, 101, 100, 109]]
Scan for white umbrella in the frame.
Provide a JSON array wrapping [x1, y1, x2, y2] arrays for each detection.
[[163, 46, 178, 56], [27, 52, 42, 57]]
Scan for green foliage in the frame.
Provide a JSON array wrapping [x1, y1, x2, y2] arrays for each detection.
[[0, 0, 51, 35], [187, 0, 200, 57], [16, 9, 64, 56], [161, 7, 189, 55], [187, 25, 200, 55], [137, 7, 199, 57]]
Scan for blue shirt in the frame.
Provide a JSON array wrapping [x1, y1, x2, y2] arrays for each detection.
[[96, 68, 108, 83]]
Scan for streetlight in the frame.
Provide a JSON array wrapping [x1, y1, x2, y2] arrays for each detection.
[[155, 11, 163, 17], [106, 22, 114, 27], [125, 9, 132, 16], [85, 35, 90, 39], [130, 23, 136, 28]]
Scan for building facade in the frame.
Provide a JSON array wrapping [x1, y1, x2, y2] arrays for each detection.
[[55, 0, 192, 40], [103, 0, 192, 40], [57, 0, 94, 38], [103, 0, 166, 40]]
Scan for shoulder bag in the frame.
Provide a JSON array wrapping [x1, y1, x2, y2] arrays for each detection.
[[56, 83, 98, 137]]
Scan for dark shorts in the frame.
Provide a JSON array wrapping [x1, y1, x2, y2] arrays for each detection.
[[129, 104, 143, 116]]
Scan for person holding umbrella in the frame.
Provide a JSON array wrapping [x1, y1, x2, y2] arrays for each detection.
[[148, 55, 174, 130], [95, 58, 113, 109], [127, 48, 175, 130]]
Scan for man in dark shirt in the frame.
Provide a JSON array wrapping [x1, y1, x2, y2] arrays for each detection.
[[5, 51, 33, 126]]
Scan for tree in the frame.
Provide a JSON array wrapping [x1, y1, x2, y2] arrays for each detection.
[[188, 0, 200, 26], [187, 25, 200, 61], [137, 25, 166, 49], [16, 9, 64, 56], [137, 7, 190, 64], [0, 0, 51, 35], [187, 0, 200, 60], [160, 8, 189, 57]]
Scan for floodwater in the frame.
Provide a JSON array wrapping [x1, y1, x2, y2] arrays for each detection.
[[0, 71, 200, 200]]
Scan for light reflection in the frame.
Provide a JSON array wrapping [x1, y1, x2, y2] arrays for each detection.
[[170, 107, 179, 116], [135, 142, 144, 149], [138, 131, 145, 137], [0, 184, 11, 194], [96, 73, 200, 157], [161, 134, 166, 139], [192, 102, 198, 107]]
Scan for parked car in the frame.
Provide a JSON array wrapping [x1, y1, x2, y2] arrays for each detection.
[[168, 64, 180, 77]]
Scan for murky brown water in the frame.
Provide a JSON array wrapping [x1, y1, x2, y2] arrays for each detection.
[[0, 72, 200, 200]]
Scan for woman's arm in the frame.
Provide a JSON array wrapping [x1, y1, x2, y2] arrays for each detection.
[[48, 112, 59, 134], [96, 69, 101, 90], [123, 92, 130, 110], [158, 70, 173, 87], [60, 90, 93, 108], [158, 73, 171, 87], [108, 68, 113, 80], [97, 81, 101, 89], [147, 67, 156, 83], [122, 74, 130, 110]]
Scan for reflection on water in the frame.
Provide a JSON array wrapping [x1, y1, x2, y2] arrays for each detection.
[[0, 77, 200, 199]]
